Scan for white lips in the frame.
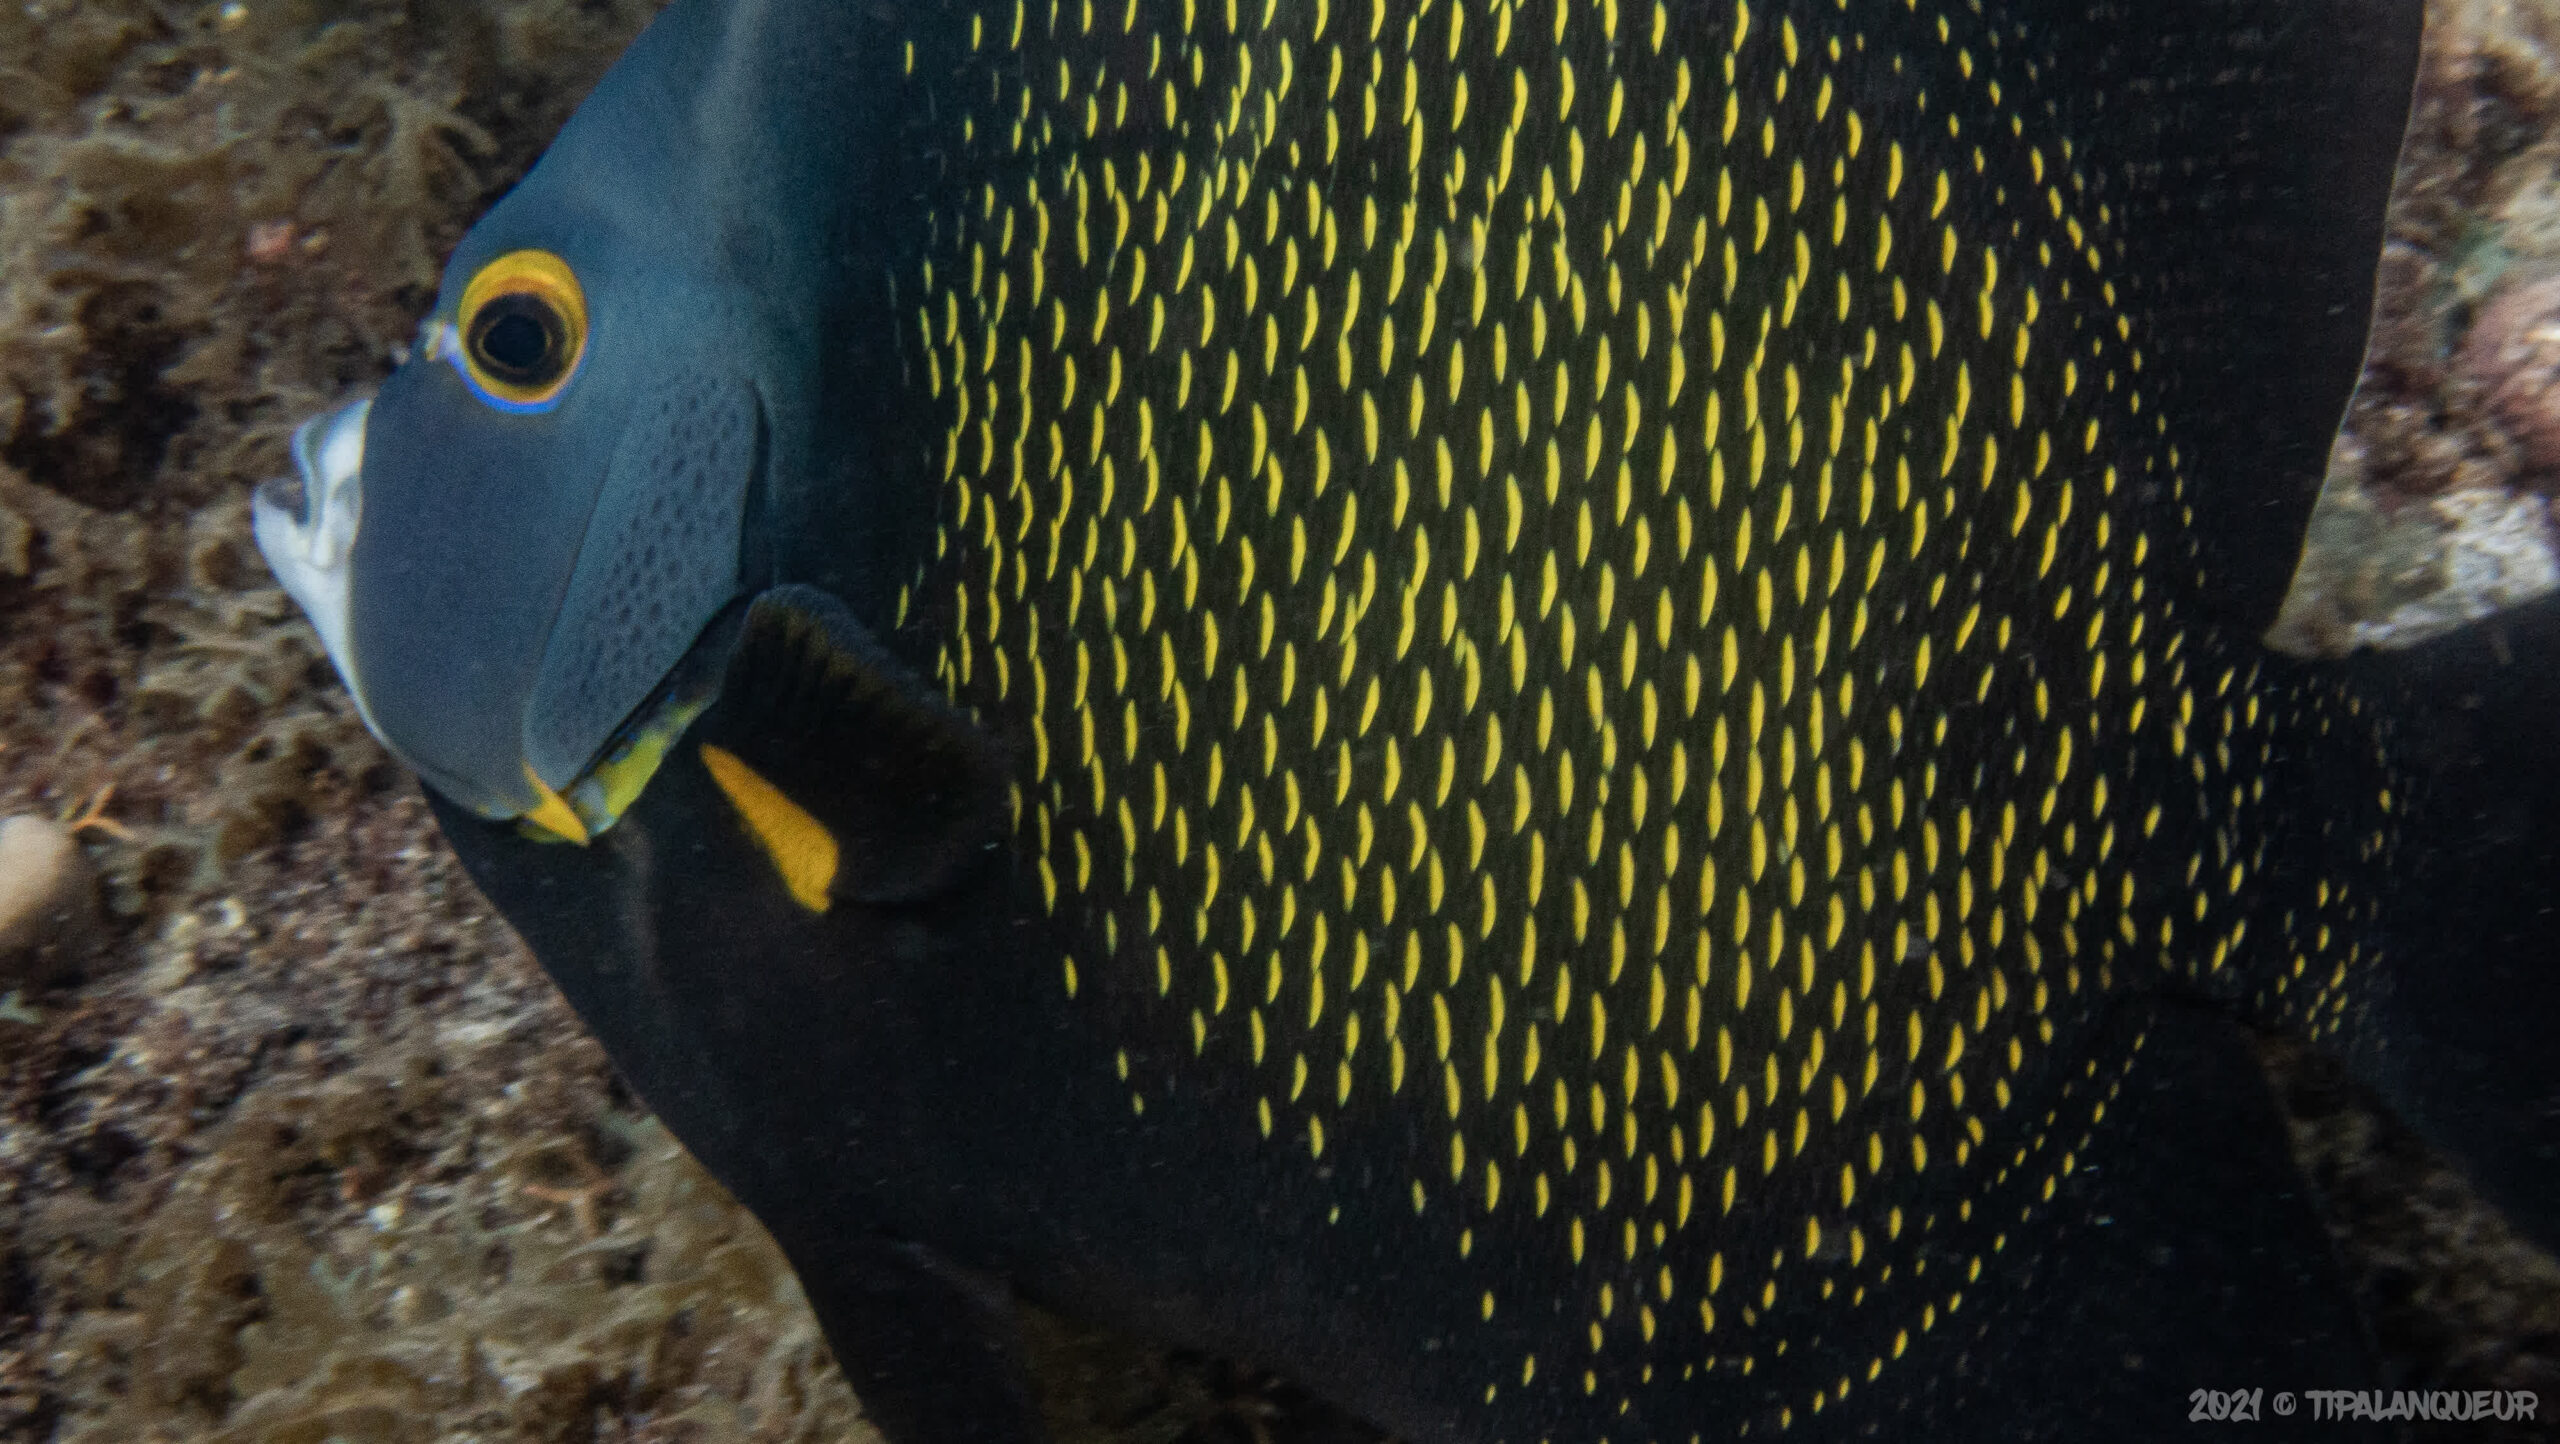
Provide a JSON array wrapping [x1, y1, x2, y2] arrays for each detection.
[[253, 396, 383, 737]]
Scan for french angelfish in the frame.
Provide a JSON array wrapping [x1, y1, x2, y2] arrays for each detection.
[[252, 0, 2560, 1438]]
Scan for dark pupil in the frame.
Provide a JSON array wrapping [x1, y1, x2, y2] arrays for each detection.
[[468, 293, 567, 387]]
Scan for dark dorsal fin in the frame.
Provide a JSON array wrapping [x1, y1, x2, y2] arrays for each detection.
[[2013, 0, 2422, 634], [695, 584, 1007, 907]]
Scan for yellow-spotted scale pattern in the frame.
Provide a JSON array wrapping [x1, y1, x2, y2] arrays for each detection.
[[885, 0, 2397, 1434]]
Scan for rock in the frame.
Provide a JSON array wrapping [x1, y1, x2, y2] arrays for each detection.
[[2460, 272, 2560, 488], [0, 814, 100, 984]]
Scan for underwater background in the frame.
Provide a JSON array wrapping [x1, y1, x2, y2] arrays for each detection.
[[0, 1, 2554, 1440]]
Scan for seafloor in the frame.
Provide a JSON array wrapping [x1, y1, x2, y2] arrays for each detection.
[[2274, 0, 2560, 653], [0, 3, 2553, 1442]]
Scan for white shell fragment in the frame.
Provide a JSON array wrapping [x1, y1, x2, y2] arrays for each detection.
[[0, 814, 98, 981]]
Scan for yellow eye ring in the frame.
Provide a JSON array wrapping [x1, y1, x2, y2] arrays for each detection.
[[453, 249, 588, 412]]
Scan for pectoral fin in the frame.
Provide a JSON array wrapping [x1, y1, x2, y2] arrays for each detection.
[[694, 584, 1006, 910]]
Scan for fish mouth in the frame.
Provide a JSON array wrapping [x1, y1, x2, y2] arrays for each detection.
[[254, 397, 379, 737]]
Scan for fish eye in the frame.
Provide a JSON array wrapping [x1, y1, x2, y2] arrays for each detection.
[[470, 295, 565, 384], [453, 249, 588, 412]]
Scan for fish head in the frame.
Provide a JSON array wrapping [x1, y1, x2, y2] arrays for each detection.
[[254, 60, 787, 843]]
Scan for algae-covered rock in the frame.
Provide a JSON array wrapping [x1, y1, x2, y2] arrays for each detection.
[[2461, 271, 2560, 484], [2281, 0, 2560, 654]]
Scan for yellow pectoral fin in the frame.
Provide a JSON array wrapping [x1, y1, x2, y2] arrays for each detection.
[[700, 744, 838, 913]]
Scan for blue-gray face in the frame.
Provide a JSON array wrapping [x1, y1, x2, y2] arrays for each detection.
[[255, 16, 780, 839]]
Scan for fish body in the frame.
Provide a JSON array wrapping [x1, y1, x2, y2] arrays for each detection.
[[250, 2, 2550, 1441]]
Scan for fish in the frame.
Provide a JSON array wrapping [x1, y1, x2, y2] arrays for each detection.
[[249, 0, 2560, 1439]]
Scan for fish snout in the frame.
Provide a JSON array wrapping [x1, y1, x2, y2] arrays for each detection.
[[252, 367, 763, 845], [252, 389, 578, 835], [253, 396, 378, 731]]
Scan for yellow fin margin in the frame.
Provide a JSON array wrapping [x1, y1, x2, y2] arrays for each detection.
[[521, 765, 592, 845]]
